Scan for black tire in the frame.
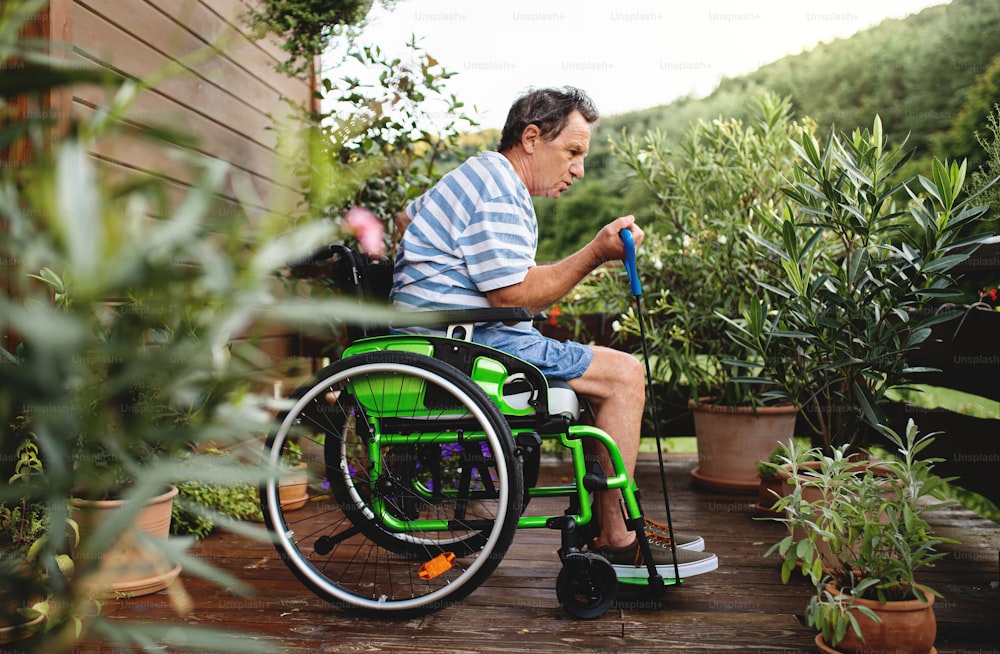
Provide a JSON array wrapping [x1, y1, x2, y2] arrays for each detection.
[[261, 351, 523, 617], [557, 552, 618, 619]]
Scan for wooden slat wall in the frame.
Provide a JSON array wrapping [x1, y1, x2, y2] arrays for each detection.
[[70, 0, 313, 208], [63, 0, 321, 377]]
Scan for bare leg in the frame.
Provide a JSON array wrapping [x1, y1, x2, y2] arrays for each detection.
[[566, 346, 646, 548]]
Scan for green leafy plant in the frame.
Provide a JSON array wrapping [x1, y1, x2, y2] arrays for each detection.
[[282, 440, 304, 467], [247, 0, 475, 262], [249, 2, 478, 260], [726, 117, 998, 453], [756, 441, 791, 480], [969, 104, 1000, 221], [244, 0, 386, 76], [22, 267, 202, 500], [172, 450, 264, 540], [285, 35, 480, 251], [171, 440, 310, 540], [765, 419, 956, 648], [1, 140, 298, 649], [270, 34, 481, 368], [0, 431, 78, 636], [1, 1, 390, 649], [604, 94, 812, 407]]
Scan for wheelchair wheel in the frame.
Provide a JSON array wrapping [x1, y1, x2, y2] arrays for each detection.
[[556, 552, 618, 619], [261, 351, 524, 617]]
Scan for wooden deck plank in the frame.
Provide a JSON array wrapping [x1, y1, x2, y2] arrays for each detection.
[[71, 457, 1000, 653]]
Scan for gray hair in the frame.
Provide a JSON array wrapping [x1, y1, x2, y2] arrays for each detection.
[[498, 87, 599, 153]]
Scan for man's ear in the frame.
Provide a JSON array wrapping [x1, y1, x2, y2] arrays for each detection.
[[520, 124, 541, 154]]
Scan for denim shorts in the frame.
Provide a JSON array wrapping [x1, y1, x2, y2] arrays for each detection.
[[474, 322, 594, 381]]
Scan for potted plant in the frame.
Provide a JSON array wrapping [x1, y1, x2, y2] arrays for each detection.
[[601, 95, 810, 491], [21, 267, 191, 599], [685, 398, 799, 493], [0, 53, 326, 650], [0, 118, 352, 648], [171, 449, 266, 539], [244, 0, 376, 76], [726, 117, 998, 457], [754, 442, 791, 517], [0, 0, 387, 649], [276, 440, 310, 512], [1, 434, 65, 644], [765, 419, 954, 653], [171, 440, 315, 535]]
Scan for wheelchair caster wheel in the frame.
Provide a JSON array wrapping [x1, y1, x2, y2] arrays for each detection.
[[556, 551, 618, 619]]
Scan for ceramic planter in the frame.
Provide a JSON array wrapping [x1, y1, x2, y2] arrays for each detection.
[[814, 584, 937, 654], [0, 592, 44, 645], [251, 462, 311, 522], [279, 462, 310, 512], [755, 472, 785, 517], [689, 399, 798, 493], [72, 485, 181, 598]]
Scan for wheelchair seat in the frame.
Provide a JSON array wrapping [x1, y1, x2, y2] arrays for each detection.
[[505, 377, 580, 421]]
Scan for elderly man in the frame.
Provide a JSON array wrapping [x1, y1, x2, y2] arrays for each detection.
[[391, 86, 716, 579]]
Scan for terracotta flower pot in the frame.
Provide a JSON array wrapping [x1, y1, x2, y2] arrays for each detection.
[[690, 399, 798, 493], [0, 593, 44, 645], [279, 462, 310, 512], [815, 584, 937, 654], [774, 460, 823, 502], [755, 472, 785, 517], [72, 485, 182, 598]]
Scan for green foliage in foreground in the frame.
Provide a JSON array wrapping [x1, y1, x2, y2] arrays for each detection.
[[0, 1, 389, 650]]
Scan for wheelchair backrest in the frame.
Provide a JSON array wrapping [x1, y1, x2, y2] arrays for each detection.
[[291, 245, 393, 341]]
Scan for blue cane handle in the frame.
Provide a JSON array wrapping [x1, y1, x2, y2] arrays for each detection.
[[620, 229, 642, 296]]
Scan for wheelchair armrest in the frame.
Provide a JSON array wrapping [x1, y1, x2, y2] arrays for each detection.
[[287, 244, 352, 269], [393, 307, 533, 329]]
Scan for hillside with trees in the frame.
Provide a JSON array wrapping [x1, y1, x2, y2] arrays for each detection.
[[534, 0, 1000, 261]]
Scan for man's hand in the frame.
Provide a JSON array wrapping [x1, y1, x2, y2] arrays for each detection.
[[487, 215, 642, 314], [586, 215, 643, 265]]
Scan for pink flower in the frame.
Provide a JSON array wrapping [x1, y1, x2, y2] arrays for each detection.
[[343, 207, 385, 256]]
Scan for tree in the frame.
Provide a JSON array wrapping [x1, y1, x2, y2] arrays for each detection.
[[935, 54, 1000, 171]]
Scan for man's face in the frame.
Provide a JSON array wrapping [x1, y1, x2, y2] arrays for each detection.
[[527, 110, 591, 198]]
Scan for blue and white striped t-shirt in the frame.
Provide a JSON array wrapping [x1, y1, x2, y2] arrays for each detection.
[[391, 151, 536, 315]]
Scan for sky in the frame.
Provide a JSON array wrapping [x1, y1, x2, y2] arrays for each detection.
[[329, 0, 947, 130]]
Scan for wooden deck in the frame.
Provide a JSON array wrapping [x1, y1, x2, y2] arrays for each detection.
[[74, 455, 1000, 653]]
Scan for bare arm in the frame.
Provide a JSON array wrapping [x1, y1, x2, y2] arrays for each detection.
[[487, 215, 643, 314]]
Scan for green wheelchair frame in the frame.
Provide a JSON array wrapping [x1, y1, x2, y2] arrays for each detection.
[[259, 247, 682, 619]]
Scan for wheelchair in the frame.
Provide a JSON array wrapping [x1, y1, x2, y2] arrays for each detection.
[[259, 245, 688, 619]]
